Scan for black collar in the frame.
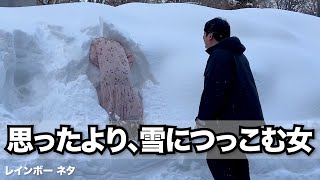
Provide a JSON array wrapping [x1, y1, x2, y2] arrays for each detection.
[[205, 39, 226, 55], [205, 44, 217, 55]]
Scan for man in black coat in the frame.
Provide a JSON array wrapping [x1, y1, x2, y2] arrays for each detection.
[[196, 17, 264, 180]]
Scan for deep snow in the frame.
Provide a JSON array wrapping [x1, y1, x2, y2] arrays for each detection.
[[0, 2, 320, 180]]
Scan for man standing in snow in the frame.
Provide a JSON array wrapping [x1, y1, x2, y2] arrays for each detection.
[[196, 17, 264, 180]]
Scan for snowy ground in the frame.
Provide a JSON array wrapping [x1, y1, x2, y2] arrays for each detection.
[[1, 2, 320, 179]]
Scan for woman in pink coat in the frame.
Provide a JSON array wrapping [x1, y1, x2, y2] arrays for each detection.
[[89, 37, 144, 126]]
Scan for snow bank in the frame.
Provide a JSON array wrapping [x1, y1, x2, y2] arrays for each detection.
[[0, 2, 320, 179]]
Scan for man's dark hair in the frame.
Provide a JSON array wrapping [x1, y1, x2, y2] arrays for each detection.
[[204, 17, 230, 42]]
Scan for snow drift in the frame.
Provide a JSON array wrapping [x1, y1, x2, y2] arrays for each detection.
[[0, 2, 320, 180]]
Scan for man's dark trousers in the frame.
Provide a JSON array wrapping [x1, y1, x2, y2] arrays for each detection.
[[206, 158, 250, 180]]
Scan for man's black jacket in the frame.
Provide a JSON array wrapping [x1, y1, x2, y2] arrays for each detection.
[[197, 37, 264, 121]]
